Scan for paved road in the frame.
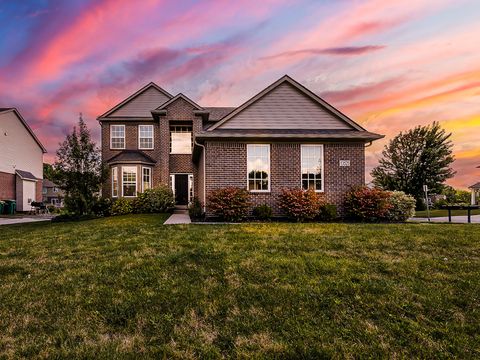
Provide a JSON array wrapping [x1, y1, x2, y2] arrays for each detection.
[[0, 217, 51, 226], [410, 215, 480, 224]]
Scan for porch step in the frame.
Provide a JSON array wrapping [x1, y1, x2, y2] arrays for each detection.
[[174, 205, 188, 214]]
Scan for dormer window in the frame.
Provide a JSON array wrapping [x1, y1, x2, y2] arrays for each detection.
[[110, 125, 125, 149], [138, 125, 154, 149]]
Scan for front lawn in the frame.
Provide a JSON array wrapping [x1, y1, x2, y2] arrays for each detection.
[[414, 209, 480, 218], [1, 215, 479, 358]]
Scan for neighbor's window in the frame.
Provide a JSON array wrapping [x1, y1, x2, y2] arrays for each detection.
[[170, 126, 192, 154], [110, 125, 125, 149], [111, 167, 118, 197], [122, 166, 137, 197], [301, 145, 323, 191], [142, 167, 152, 191], [247, 144, 270, 191], [138, 125, 154, 149]]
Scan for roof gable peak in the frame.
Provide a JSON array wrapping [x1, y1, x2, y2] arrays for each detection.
[[156, 93, 203, 110]]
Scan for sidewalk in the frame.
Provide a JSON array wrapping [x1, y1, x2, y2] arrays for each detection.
[[164, 212, 191, 225], [0, 217, 52, 226], [410, 215, 480, 224]]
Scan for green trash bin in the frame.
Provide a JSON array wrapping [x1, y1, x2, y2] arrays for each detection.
[[0, 201, 4, 215], [4, 200, 16, 215]]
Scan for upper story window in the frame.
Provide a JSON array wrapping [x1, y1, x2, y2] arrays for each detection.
[[170, 126, 192, 154], [247, 144, 270, 192], [138, 125, 154, 149], [301, 144, 323, 192], [110, 125, 125, 149]]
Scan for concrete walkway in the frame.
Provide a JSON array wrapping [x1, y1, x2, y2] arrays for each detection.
[[410, 215, 480, 224], [164, 211, 191, 225], [0, 217, 51, 226]]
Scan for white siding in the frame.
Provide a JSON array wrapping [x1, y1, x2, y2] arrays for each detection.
[[0, 111, 43, 178], [109, 87, 171, 117], [218, 82, 353, 130]]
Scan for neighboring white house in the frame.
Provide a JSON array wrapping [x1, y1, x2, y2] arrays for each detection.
[[0, 108, 46, 211]]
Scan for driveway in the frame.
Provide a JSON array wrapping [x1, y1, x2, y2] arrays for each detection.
[[410, 215, 480, 224], [0, 217, 51, 226]]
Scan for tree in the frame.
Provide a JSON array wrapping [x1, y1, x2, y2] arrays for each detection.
[[43, 163, 55, 181], [53, 114, 107, 215], [371, 122, 455, 207]]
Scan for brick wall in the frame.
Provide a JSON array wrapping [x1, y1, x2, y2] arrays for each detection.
[[0, 171, 15, 199], [204, 141, 365, 216]]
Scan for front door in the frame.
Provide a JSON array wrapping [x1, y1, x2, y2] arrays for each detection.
[[174, 174, 189, 205]]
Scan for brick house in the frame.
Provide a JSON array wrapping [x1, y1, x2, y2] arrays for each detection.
[[0, 108, 46, 211], [98, 75, 383, 216]]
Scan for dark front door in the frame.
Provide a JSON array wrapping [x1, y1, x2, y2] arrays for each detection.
[[174, 174, 189, 205]]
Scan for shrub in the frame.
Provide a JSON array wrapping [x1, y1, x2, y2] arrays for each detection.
[[188, 197, 204, 220], [135, 185, 175, 213], [111, 198, 134, 216], [318, 204, 337, 221], [279, 188, 325, 222], [207, 187, 251, 222], [385, 191, 416, 222], [344, 186, 392, 222], [253, 204, 273, 221], [91, 197, 112, 217]]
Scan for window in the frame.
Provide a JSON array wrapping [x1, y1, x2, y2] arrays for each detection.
[[170, 126, 192, 154], [42, 187, 47, 195], [142, 167, 152, 191], [301, 145, 323, 192], [138, 125, 154, 149], [122, 166, 137, 197], [247, 144, 270, 191], [112, 167, 118, 197], [110, 125, 125, 149]]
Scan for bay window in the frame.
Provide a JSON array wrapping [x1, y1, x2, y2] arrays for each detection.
[[142, 167, 152, 191], [301, 145, 323, 192], [122, 166, 137, 197], [112, 167, 118, 197], [247, 144, 270, 191]]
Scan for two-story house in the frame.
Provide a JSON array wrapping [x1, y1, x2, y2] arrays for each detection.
[[0, 108, 46, 211], [98, 75, 383, 216]]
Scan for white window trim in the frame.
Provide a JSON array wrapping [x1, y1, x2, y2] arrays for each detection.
[[247, 144, 271, 193], [112, 167, 118, 197], [110, 124, 125, 150], [142, 167, 152, 192], [121, 166, 137, 198], [301, 144, 324, 193], [138, 125, 154, 150]]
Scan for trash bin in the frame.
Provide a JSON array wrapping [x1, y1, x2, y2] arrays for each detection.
[[0, 201, 4, 214], [4, 200, 16, 214]]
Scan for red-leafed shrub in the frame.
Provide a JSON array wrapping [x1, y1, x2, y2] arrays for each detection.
[[279, 188, 325, 222], [344, 186, 393, 222], [207, 187, 251, 222]]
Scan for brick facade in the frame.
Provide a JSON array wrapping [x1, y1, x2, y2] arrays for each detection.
[[203, 141, 365, 216], [0, 171, 15, 200]]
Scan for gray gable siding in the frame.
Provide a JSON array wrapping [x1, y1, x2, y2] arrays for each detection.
[[108, 87, 170, 117], [218, 82, 353, 130]]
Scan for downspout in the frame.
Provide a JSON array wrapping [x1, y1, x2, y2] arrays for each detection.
[[194, 140, 206, 212]]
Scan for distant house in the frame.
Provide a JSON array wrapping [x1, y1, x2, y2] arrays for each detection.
[[42, 179, 64, 207], [469, 165, 480, 205], [98, 75, 384, 216], [0, 108, 46, 211]]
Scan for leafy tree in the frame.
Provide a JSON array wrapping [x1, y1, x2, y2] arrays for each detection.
[[371, 122, 455, 207], [53, 114, 107, 215], [43, 163, 56, 181]]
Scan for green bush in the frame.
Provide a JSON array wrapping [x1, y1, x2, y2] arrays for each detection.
[[188, 197, 204, 220], [91, 197, 112, 217], [207, 187, 251, 222], [318, 204, 337, 221], [253, 204, 273, 221], [279, 188, 325, 222], [111, 198, 134, 216], [385, 191, 416, 222], [135, 185, 175, 213]]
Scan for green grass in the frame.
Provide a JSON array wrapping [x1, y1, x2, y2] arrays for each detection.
[[414, 209, 480, 218], [1, 215, 479, 358]]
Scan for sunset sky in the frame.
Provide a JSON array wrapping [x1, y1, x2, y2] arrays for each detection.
[[1, 0, 479, 188]]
